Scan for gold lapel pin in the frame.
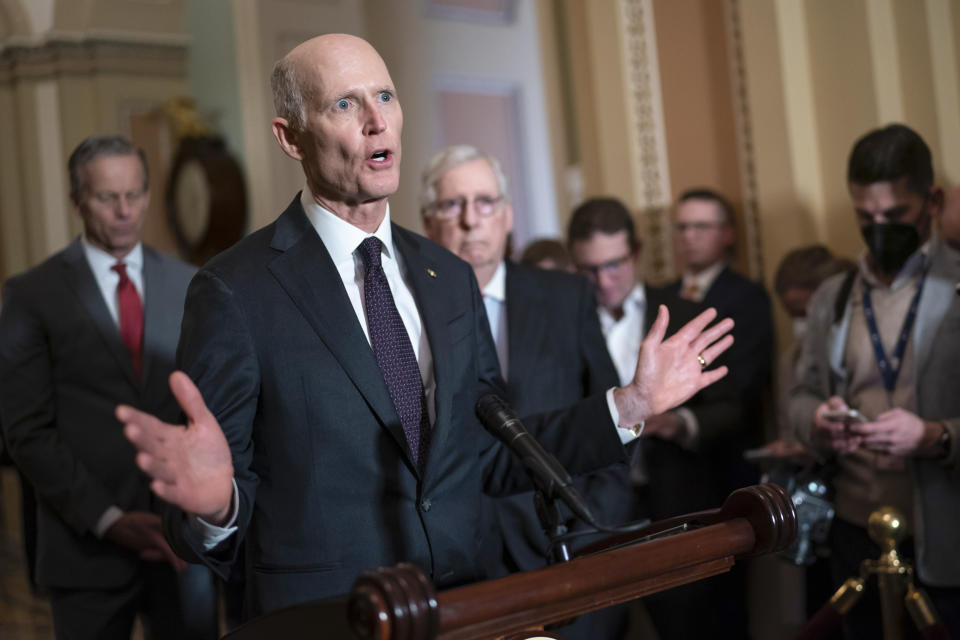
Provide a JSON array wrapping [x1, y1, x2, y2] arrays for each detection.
[[426, 268, 437, 279]]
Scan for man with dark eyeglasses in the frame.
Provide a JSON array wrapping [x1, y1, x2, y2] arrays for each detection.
[[567, 196, 747, 639]]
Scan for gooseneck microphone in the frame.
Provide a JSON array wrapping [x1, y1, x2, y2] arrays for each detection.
[[475, 394, 598, 527]]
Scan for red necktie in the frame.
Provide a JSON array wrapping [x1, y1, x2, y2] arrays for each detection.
[[112, 262, 144, 377]]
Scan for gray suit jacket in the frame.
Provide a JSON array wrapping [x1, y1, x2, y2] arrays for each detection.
[[0, 238, 195, 589], [789, 238, 960, 586]]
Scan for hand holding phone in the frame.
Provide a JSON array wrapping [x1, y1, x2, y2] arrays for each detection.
[[821, 408, 867, 424]]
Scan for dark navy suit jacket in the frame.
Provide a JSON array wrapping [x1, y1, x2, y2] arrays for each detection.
[[489, 262, 619, 575], [166, 197, 626, 616], [0, 240, 195, 589], [666, 266, 773, 446]]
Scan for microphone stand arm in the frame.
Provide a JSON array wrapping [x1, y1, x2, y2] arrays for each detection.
[[533, 488, 573, 564]]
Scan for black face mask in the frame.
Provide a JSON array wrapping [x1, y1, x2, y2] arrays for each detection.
[[860, 222, 921, 274]]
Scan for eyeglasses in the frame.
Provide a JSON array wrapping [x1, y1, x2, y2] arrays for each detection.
[[674, 221, 726, 233], [90, 189, 148, 208], [575, 254, 633, 278], [427, 195, 504, 220]]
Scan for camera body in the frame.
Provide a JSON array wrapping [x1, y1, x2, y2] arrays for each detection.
[[763, 465, 835, 566]]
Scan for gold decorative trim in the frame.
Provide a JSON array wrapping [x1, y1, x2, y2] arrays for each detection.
[[724, 0, 764, 281], [618, 0, 673, 283]]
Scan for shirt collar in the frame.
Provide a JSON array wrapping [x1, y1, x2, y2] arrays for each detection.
[[300, 186, 395, 265], [598, 283, 646, 329], [482, 261, 507, 302], [682, 261, 724, 293], [80, 234, 143, 276], [857, 239, 931, 291]]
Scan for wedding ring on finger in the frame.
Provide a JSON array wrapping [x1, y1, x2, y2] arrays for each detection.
[[697, 353, 707, 368]]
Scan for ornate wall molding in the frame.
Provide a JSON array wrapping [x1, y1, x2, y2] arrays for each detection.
[[724, 0, 763, 280], [0, 36, 186, 83], [618, 0, 673, 283]]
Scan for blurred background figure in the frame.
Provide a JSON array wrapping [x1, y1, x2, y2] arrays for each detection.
[[751, 245, 854, 639], [0, 136, 216, 640], [938, 184, 960, 252], [668, 188, 775, 460], [520, 238, 575, 272], [568, 196, 745, 640], [790, 124, 960, 639], [767, 245, 855, 457]]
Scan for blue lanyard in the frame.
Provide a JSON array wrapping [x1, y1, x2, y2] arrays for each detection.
[[861, 270, 927, 394]]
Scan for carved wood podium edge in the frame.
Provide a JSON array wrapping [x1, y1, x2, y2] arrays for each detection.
[[346, 483, 796, 640]]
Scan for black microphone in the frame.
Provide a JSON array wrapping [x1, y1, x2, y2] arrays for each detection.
[[476, 394, 598, 527]]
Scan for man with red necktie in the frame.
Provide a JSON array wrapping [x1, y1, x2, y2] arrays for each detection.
[[0, 135, 215, 640]]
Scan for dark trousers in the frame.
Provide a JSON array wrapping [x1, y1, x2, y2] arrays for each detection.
[[829, 517, 960, 640], [18, 469, 39, 591], [641, 565, 751, 640], [49, 562, 217, 640]]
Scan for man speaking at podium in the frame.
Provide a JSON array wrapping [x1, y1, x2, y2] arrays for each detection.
[[118, 33, 733, 618]]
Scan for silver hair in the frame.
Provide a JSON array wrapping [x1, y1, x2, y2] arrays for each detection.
[[420, 145, 510, 216], [68, 135, 148, 203], [270, 56, 308, 131]]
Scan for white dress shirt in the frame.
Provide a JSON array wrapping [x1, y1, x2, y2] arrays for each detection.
[[481, 261, 509, 380], [599, 284, 699, 447], [81, 237, 144, 538], [301, 190, 436, 424], [600, 284, 646, 387]]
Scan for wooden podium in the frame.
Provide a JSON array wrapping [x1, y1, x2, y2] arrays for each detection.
[[226, 483, 795, 640]]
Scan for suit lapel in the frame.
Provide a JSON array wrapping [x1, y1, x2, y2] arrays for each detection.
[[914, 242, 960, 378], [393, 228, 451, 471], [61, 239, 140, 390], [266, 203, 412, 465], [140, 247, 164, 392], [504, 263, 546, 399], [702, 267, 731, 308]]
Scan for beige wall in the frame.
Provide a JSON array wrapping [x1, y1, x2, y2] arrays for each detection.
[[738, 0, 960, 350], [557, 0, 960, 352], [653, 0, 748, 277], [3, 0, 959, 331], [0, 0, 189, 282]]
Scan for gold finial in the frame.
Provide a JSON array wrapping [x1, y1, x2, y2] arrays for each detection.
[[163, 96, 212, 139], [867, 506, 906, 554]]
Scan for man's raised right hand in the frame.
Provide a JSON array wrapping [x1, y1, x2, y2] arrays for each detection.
[[117, 371, 234, 525]]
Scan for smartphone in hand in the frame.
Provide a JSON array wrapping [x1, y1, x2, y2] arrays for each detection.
[[822, 408, 868, 424]]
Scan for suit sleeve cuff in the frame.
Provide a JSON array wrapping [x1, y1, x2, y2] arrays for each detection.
[[93, 505, 124, 539], [673, 407, 699, 449], [940, 419, 959, 468], [607, 387, 643, 444], [187, 480, 240, 551]]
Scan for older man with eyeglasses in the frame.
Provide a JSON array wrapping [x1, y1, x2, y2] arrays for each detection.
[[420, 146, 635, 639]]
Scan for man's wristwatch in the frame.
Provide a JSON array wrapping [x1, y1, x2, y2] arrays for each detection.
[[934, 422, 952, 460]]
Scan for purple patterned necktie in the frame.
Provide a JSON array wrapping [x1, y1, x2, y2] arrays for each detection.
[[357, 237, 430, 470]]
